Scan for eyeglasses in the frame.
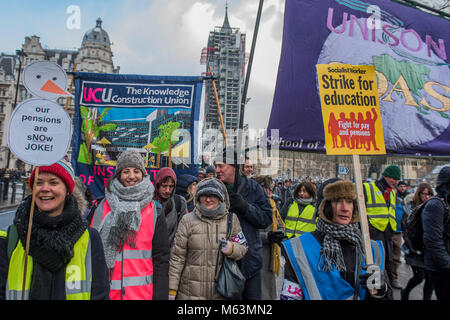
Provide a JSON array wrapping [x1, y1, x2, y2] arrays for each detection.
[[420, 192, 431, 196]]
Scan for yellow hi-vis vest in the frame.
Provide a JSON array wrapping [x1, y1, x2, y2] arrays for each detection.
[[285, 202, 317, 238], [6, 229, 92, 300], [363, 182, 397, 232]]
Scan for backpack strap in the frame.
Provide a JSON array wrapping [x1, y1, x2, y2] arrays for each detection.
[[7, 224, 19, 261], [215, 211, 235, 281], [237, 176, 247, 194], [86, 196, 104, 226], [174, 194, 182, 213], [426, 196, 450, 216], [154, 200, 163, 217], [226, 212, 233, 240]]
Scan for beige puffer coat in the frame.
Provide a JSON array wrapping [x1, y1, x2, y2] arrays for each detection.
[[169, 179, 248, 300]]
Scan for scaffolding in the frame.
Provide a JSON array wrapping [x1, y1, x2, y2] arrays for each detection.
[[200, 47, 217, 65]]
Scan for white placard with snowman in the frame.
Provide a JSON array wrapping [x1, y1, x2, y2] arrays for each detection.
[[8, 61, 73, 166], [23, 60, 71, 100], [8, 98, 72, 166]]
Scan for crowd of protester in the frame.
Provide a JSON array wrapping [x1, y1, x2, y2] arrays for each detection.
[[0, 151, 448, 300]]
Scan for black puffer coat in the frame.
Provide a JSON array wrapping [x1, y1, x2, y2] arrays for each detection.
[[422, 166, 450, 271]]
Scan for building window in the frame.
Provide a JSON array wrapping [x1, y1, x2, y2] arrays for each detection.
[[21, 89, 27, 101]]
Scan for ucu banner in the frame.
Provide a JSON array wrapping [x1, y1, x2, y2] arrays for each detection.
[[79, 76, 197, 109], [72, 72, 203, 198]]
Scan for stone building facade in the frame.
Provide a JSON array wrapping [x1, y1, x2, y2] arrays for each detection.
[[0, 18, 119, 168]]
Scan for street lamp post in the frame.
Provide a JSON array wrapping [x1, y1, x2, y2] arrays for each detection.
[[6, 49, 27, 169]]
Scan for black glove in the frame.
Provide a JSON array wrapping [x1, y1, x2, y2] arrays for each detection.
[[228, 192, 249, 216], [359, 264, 387, 298], [267, 230, 287, 244]]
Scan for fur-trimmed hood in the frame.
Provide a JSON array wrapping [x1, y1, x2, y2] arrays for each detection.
[[73, 177, 88, 215], [318, 180, 359, 223], [404, 193, 414, 206], [72, 185, 88, 215]]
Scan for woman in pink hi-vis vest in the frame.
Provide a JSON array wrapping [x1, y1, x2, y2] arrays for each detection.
[[91, 149, 170, 300]]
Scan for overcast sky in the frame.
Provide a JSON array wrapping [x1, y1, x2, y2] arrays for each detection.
[[0, 0, 285, 132], [1, 0, 446, 132]]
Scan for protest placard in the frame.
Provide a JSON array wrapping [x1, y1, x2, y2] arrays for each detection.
[[7, 98, 72, 166], [317, 64, 387, 274], [316, 63, 386, 155], [9, 61, 74, 299], [23, 60, 71, 101]]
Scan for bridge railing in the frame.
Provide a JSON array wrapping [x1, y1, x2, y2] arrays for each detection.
[[0, 180, 29, 206]]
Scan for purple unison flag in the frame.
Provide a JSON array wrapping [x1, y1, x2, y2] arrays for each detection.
[[267, 0, 450, 156]]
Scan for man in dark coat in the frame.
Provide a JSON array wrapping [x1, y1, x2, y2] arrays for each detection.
[[214, 148, 272, 300], [422, 166, 450, 300], [279, 179, 291, 208]]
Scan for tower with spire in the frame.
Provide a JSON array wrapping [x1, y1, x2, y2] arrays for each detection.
[[201, 3, 247, 152]]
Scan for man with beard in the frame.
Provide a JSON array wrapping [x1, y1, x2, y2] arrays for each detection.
[[214, 148, 272, 300]]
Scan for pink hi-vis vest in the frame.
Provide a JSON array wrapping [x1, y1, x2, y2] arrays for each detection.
[[93, 200, 157, 300]]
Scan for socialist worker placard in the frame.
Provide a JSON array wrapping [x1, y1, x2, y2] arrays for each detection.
[[316, 64, 386, 155]]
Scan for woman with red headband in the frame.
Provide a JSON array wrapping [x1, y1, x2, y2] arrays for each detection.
[[0, 160, 110, 300]]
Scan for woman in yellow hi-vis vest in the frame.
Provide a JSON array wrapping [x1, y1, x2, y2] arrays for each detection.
[[281, 181, 317, 238], [363, 164, 401, 285], [0, 161, 110, 300]]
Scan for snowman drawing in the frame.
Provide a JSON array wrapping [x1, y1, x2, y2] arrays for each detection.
[[23, 60, 72, 100]]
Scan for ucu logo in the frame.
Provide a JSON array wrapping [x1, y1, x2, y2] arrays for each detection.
[[83, 87, 112, 103], [287, 285, 302, 297]]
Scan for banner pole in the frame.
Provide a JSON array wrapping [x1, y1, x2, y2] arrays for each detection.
[[352, 154, 373, 264], [21, 166, 39, 300], [209, 65, 228, 147]]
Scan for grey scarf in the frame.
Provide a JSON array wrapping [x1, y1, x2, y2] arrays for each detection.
[[100, 175, 154, 268], [199, 202, 227, 219], [295, 197, 314, 206], [316, 217, 363, 272]]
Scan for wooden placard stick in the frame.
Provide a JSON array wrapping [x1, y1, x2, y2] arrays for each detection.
[[21, 166, 39, 300], [209, 65, 228, 147], [64, 63, 77, 112], [352, 154, 377, 295]]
